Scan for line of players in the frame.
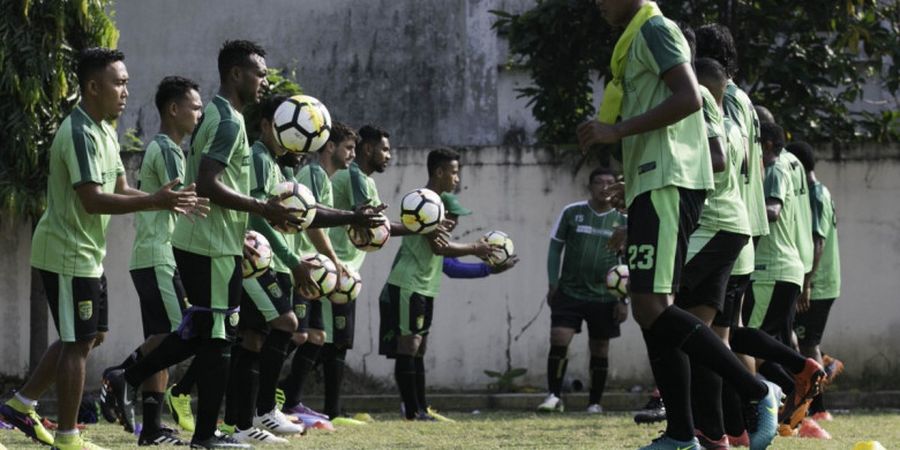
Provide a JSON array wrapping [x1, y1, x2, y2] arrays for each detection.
[[562, 3, 842, 449], [0, 40, 516, 450]]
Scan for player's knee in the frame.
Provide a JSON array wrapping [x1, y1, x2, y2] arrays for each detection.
[[307, 329, 326, 345], [630, 294, 668, 328], [92, 331, 107, 349], [291, 331, 308, 346], [271, 312, 298, 333], [64, 339, 94, 357], [241, 331, 265, 352], [549, 328, 574, 347]]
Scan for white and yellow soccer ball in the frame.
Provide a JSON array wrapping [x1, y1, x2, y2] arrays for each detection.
[[481, 230, 515, 266], [328, 268, 362, 305], [242, 230, 272, 279], [271, 181, 317, 234], [273, 95, 332, 154], [303, 253, 339, 298], [348, 213, 391, 252], [605, 264, 630, 298], [399, 188, 444, 234]]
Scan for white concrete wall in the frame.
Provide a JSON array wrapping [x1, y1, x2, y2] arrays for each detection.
[[3, 147, 899, 390]]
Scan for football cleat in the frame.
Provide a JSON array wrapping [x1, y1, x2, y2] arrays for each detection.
[[425, 406, 455, 423], [232, 426, 288, 444], [798, 418, 831, 439], [253, 409, 304, 435], [745, 381, 779, 450], [138, 427, 188, 446], [639, 433, 700, 450], [726, 430, 749, 447], [0, 398, 54, 445], [633, 393, 666, 424], [51, 433, 109, 450], [98, 369, 120, 424], [586, 404, 604, 414], [536, 393, 564, 413], [190, 434, 251, 449]]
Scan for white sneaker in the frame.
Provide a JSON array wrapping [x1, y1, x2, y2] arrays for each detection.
[[536, 393, 564, 412], [254, 408, 305, 435], [232, 426, 289, 444], [586, 404, 604, 414]]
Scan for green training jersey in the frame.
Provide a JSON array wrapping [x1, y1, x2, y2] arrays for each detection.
[[724, 82, 769, 237], [752, 156, 804, 286], [550, 202, 625, 302], [780, 151, 813, 273], [248, 140, 298, 273], [295, 162, 333, 256], [386, 234, 443, 297], [810, 182, 840, 299], [329, 162, 381, 272], [31, 105, 124, 277], [130, 134, 184, 270], [620, 15, 714, 207], [697, 97, 751, 235], [172, 96, 251, 257]]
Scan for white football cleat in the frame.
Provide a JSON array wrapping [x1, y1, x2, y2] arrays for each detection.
[[254, 409, 305, 435], [586, 404, 604, 414], [232, 426, 288, 444], [536, 393, 564, 413]]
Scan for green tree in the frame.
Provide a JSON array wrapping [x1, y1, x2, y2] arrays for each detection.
[[493, 0, 900, 147], [0, 0, 118, 372]]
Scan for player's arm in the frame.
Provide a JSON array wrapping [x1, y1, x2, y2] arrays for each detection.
[[709, 137, 726, 173], [765, 198, 782, 222], [443, 257, 492, 279], [307, 227, 344, 271], [76, 177, 198, 215], [546, 239, 564, 302], [309, 203, 385, 228], [427, 236, 492, 258]]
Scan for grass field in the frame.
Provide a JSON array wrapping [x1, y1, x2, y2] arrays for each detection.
[[3, 410, 899, 449]]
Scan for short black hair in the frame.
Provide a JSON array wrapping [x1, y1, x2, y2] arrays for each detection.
[[77, 47, 125, 90], [679, 22, 696, 60], [358, 125, 390, 151], [695, 57, 728, 96], [327, 122, 358, 146], [755, 105, 775, 125], [154, 76, 199, 113], [760, 122, 785, 150], [786, 141, 816, 172], [695, 24, 739, 78], [427, 148, 460, 176], [589, 167, 617, 183], [218, 40, 266, 82]]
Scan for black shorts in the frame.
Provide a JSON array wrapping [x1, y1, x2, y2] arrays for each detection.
[[325, 300, 356, 349], [794, 299, 835, 347], [40, 269, 109, 343], [549, 290, 621, 339], [712, 274, 751, 328], [240, 270, 294, 334], [295, 292, 325, 332], [131, 265, 189, 339], [627, 187, 705, 294], [173, 248, 242, 341], [744, 280, 801, 345], [675, 231, 749, 312], [378, 284, 434, 357]]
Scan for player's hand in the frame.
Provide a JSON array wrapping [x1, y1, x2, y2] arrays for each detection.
[[607, 225, 627, 253], [490, 255, 519, 274], [614, 300, 629, 323], [546, 285, 558, 305], [604, 182, 626, 210], [471, 239, 495, 259], [797, 288, 811, 313], [292, 259, 320, 300], [176, 183, 211, 221], [261, 192, 304, 231], [577, 120, 622, 152], [92, 331, 107, 348], [352, 203, 388, 227], [153, 178, 203, 214], [427, 227, 450, 248]]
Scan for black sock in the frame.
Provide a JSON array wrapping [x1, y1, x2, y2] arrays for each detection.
[[193, 339, 231, 442], [643, 329, 694, 442], [809, 393, 825, 415], [652, 306, 767, 401], [691, 358, 725, 440], [759, 361, 795, 396], [730, 327, 807, 374], [256, 330, 292, 415], [414, 357, 427, 410], [395, 355, 418, 419], [547, 345, 568, 397], [124, 333, 197, 388], [171, 357, 200, 397], [588, 357, 608, 405], [235, 349, 260, 430], [223, 345, 244, 427], [141, 391, 164, 434], [114, 347, 142, 372], [281, 342, 321, 410], [322, 344, 346, 419], [722, 380, 746, 437]]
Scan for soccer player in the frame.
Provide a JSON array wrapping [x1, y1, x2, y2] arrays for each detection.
[[789, 141, 839, 436], [110, 40, 312, 449], [537, 167, 627, 415], [0, 48, 203, 450], [440, 192, 519, 280], [577, 1, 779, 448], [378, 148, 494, 421]]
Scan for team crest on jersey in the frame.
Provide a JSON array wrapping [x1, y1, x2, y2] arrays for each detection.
[[294, 304, 307, 319], [335, 316, 346, 330], [78, 301, 92, 321], [229, 312, 240, 327], [416, 315, 425, 330], [575, 214, 584, 223], [267, 282, 283, 299]]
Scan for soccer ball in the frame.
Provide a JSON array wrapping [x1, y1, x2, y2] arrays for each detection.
[[304, 253, 339, 298], [348, 213, 391, 252], [271, 181, 317, 233], [242, 230, 272, 279], [399, 188, 444, 234], [328, 268, 362, 305], [605, 264, 629, 298], [273, 95, 332, 154], [481, 230, 515, 266]]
